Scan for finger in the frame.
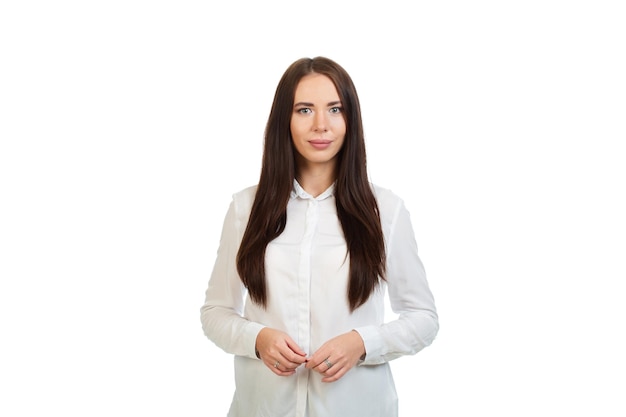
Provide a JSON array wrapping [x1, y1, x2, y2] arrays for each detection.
[[279, 350, 309, 370], [307, 359, 328, 371], [320, 358, 352, 382], [321, 357, 335, 373], [281, 349, 308, 366], [304, 349, 330, 370], [308, 356, 333, 374], [268, 359, 296, 376], [273, 367, 296, 376], [278, 352, 307, 369], [321, 365, 347, 382], [285, 337, 307, 357]]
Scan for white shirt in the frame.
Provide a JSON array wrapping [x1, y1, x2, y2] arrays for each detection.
[[201, 181, 438, 417]]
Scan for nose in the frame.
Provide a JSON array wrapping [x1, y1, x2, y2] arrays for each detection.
[[313, 111, 328, 132]]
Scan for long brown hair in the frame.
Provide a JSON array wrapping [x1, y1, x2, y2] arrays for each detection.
[[236, 56, 386, 311]]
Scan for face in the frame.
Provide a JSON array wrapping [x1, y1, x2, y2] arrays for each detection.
[[290, 73, 346, 171]]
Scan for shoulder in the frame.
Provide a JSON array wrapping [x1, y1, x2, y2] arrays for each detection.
[[232, 184, 258, 204], [231, 184, 258, 210], [371, 183, 410, 233], [371, 183, 404, 213]]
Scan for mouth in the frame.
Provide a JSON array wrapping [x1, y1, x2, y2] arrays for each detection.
[[309, 139, 332, 149]]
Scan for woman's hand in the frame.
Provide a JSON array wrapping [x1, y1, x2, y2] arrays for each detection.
[[255, 327, 307, 376], [305, 330, 365, 382]]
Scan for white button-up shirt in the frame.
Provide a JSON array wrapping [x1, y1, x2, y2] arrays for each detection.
[[201, 181, 438, 417]]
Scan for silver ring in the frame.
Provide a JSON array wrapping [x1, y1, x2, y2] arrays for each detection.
[[274, 361, 280, 368], [324, 358, 333, 369]]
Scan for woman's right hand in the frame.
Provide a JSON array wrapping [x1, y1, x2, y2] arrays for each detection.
[[255, 327, 307, 376]]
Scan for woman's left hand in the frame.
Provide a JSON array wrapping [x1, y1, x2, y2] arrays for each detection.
[[305, 330, 365, 382]]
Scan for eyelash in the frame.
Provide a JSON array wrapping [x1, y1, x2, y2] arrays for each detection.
[[296, 107, 343, 114]]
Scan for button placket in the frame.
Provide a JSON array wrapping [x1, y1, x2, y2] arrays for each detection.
[[295, 199, 318, 417]]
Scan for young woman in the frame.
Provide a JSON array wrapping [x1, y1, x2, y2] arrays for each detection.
[[201, 56, 438, 417]]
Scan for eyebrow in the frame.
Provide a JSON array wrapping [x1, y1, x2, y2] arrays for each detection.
[[293, 100, 342, 107]]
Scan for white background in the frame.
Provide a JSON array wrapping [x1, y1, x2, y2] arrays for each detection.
[[1, 1, 625, 416]]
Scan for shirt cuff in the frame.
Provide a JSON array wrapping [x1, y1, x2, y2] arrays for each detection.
[[353, 325, 383, 364], [243, 321, 266, 360]]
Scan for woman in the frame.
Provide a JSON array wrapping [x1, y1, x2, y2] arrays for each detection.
[[200, 56, 438, 417]]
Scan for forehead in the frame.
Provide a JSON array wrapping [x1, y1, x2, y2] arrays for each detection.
[[294, 73, 340, 102]]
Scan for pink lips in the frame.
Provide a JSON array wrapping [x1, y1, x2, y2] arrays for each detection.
[[309, 139, 332, 150]]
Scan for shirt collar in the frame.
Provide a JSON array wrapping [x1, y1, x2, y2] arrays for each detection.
[[291, 179, 335, 201]]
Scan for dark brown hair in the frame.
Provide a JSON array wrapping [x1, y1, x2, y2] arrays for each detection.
[[236, 56, 386, 311]]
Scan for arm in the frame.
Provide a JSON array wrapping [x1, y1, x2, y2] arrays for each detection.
[[200, 199, 265, 359], [355, 198, 439, 365], [200, 196, 308, 373]]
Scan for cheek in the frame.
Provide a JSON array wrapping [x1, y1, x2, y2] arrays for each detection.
[[290, 119, 304, 139], [333, 120, 347, 138], [331, 116, 346, 131]]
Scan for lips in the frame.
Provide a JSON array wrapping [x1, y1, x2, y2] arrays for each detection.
[[309, 139, 332, 149]]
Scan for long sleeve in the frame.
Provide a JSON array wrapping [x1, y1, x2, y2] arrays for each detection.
[[200, 196, 264, 359], [355, 193, 439, 365], [200, 183, 437, 417]]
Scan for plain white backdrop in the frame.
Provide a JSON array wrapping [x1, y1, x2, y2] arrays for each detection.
[[1, 1, 625, 416]]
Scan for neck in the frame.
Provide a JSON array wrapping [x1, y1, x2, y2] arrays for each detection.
[[296, 161, 337, 198]]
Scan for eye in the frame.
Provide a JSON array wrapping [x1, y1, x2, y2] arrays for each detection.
[[329, 106, 342, 114], [297, 108, 312, 114]]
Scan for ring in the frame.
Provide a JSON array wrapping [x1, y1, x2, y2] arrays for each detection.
[[324, 358, 333, 369], [274, 361, 280, 368]]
